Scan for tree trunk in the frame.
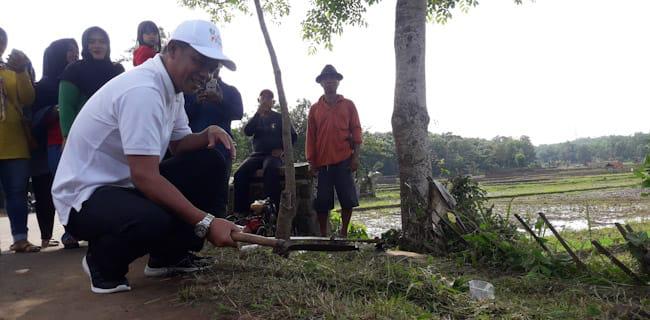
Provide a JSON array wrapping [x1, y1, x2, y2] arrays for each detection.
[[253, 0, 296, 240], [392, 0, 444, 253]]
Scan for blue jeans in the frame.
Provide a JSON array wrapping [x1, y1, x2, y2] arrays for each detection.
[[0, 159, 30, 242]]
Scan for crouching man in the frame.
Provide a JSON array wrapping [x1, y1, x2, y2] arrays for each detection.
[[52, 20, 241, 294]]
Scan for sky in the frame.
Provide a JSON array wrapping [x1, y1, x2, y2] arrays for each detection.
[[2, 0, 648, 146]]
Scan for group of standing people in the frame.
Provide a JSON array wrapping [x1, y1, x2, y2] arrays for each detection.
[[1, 18, 362, 294], [0, 25, 125, 252], [0, 21, 161, 252]]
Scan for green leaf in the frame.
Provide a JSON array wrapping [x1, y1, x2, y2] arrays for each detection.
[[447, 212, 457, 224]]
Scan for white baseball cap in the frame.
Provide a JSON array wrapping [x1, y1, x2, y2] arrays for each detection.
[[170, 20, 236, 71]]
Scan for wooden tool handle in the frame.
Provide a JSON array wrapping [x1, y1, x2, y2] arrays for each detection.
[[231, 231, 282, 248]]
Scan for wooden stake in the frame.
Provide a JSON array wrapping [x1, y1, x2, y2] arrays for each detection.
[[514, 214, 553, 255], [614, 223, 628, 239], [591, 240, 646, 285], [537, 212, 588, 271]]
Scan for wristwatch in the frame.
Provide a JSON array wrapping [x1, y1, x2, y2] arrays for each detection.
[[194, 213, 215, 239]]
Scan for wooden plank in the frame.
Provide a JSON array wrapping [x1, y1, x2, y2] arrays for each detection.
[[591, 240, 646, 285], [538, 212, 588, 271], [614, 223, 628, 239], [514, 214, 553, 255]]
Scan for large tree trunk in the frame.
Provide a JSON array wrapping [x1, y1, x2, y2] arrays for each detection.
[[253, 0, 296, 240], [392, 0, 445, 253]]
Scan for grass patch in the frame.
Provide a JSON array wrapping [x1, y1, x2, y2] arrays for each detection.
[[182, 249, 484, 319], [482, 173, 639, 198], [489, 273, 649, 319], [183, 247, 650, 319], [352, 173, 643, 207], [334, 190, 401, 211]]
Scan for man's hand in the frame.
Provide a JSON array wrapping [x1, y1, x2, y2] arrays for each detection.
[[350, 157, 359, 172], [205, 125, 236, 160], [7, 49, 28, 73], [256, 104, 271, 116], [197, 89, 223, 104], [206, 218, 240, 247], [271, 148, 283, 158]]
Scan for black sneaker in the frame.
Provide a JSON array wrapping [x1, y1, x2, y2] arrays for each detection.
[[82, 255, 131, 294], [144, 253, 212, 277]]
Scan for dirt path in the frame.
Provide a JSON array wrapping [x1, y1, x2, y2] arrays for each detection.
[[0, 215, 211, 320]]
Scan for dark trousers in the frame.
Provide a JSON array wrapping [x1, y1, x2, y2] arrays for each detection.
[[31, 173, 55, 240], [65, 149, 227, 280], [233, 154, 282, 213], [214, 156, 231, 218]]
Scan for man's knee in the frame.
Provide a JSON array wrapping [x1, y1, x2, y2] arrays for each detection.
[[193, 149, 226, 169], [234, 167, 248, 181], [262, 165, 281, 179], [176, 149, 226, 170], [130, 209, 174, 240]]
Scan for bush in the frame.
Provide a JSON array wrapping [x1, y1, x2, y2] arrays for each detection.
[[442, 175, 576, 276]]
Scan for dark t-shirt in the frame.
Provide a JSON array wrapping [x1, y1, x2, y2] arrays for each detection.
[[184, 79, 243, 158], [244, 110, 297, 155]]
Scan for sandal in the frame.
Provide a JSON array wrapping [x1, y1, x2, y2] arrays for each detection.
[[10, 240, 41, 253], [41, 239, 60, 248]]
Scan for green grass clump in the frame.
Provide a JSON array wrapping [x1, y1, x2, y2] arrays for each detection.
[[180, 249, 501, 319], [339, 190, 401, 210]]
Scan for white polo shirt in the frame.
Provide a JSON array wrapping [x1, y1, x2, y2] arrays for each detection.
[[52, 55, 192, 225]]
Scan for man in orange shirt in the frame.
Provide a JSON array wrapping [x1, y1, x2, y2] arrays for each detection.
[[306, 64, 362, 237]]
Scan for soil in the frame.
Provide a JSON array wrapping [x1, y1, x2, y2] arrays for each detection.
[[490, 187, 650, 230], [0, 215, 211, 320]]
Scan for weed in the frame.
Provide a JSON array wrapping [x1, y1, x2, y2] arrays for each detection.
[[623, 228, 650, 275], [585, 202, 593, 240], [442, 176, 650, 283], [329, 212, 369, 239]]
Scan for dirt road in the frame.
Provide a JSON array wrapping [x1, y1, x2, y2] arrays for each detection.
[[0, 215, 211, 320]]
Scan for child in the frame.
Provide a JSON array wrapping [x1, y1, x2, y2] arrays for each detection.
[[133, 20, 161, 66]]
